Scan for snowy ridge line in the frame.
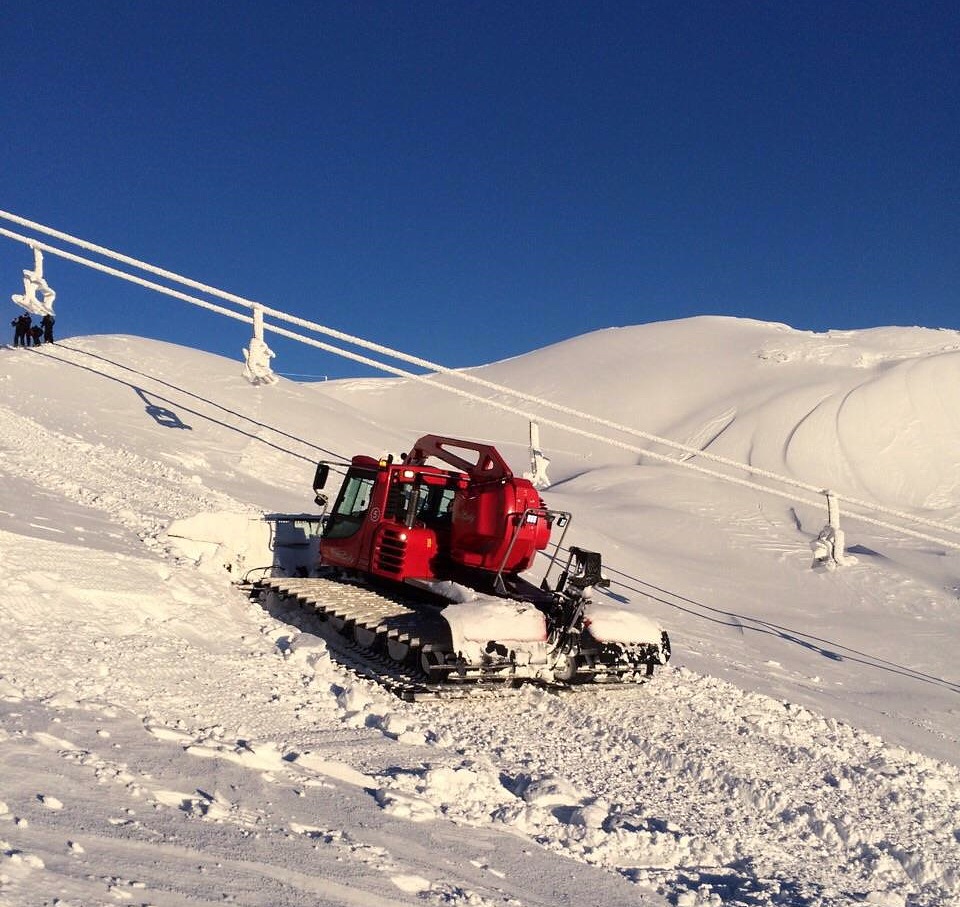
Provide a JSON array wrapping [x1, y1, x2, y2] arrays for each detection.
[[4, 210, 960, 551]]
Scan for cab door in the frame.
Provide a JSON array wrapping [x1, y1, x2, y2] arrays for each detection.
[[320, 468, 378, 569]]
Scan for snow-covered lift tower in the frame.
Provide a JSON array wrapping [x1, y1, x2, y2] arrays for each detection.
[[525, 421, 551, 490], [242, 303, 279, 385], [810, 490, 857, 570], [11, 246, 56, 316]]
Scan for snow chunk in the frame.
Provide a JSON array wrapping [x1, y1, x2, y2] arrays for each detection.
[[391, 874, 432, 893], [374, 788, 438, 822], [335, 683, 377, 716], [150, 789, 196, 809], [0, 842, 45, 871], [0, 678, 23, 701], [184, 738, 287, 776], [513, 773, 587, 807], [163, 511, 271, 577], [288, 752, 371, 788], [37, 794, 63, 810], [373, 759, 515, 825]]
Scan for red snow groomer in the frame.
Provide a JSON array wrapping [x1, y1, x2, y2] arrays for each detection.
[[315, 435, 551, 592], [303, 434, 670, 685]]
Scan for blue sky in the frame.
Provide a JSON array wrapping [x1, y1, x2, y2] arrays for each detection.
[[2, 2, 957, 379]]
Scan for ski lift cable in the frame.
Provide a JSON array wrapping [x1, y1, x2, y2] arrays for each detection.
[[5, 231, 954, 553], [0, 226, 257, 326], [2, 209, 825, 486], [0, 226, 445, 378], [2, 211, 959, 547], [0, 209, 946, 523], [259, 321, 960, 552]]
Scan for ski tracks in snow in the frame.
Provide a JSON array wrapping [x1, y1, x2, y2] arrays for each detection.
[[0, 399, 250, 552], [1, 687, 639, 907]]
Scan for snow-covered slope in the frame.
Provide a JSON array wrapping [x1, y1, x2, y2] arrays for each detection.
[[1, 320, 959, 907], [319, 317, 960, 506]]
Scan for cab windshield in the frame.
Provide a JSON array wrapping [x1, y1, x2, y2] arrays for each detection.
[[323, 470, 375, 539]]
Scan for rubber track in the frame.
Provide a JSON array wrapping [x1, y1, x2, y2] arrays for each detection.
[[254, 577, 651, 702], [254, 577, 524, 701]]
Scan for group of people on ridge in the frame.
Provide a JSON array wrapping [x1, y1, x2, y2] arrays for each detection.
[[11, 312, 55, 347]]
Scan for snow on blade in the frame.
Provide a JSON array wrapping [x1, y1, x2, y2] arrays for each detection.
[[583, 598, 664, 644]]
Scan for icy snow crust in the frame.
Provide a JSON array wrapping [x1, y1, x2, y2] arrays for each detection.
[[1, 321, 959, 907]]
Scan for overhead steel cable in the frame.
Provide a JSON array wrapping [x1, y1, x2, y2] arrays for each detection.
[[2, 210, 959, 551]]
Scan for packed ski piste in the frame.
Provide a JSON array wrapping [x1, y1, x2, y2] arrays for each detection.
[[1, 317, 959, 907]]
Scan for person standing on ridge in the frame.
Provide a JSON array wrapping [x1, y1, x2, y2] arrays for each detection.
[[41, 313, 55, 343], [12, 313, 31, 347]]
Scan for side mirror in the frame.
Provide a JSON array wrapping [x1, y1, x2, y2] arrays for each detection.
[[313, 463, 330, 511], [313, 462, 330, 492]]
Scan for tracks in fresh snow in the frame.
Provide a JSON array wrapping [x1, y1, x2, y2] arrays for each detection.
[[405, 669, 960, 907]]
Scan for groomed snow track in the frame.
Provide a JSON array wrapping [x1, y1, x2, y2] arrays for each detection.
[[253, 577, 651, 701]]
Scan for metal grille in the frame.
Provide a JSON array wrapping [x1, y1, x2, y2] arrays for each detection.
[[376, 529, 407, 574]]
